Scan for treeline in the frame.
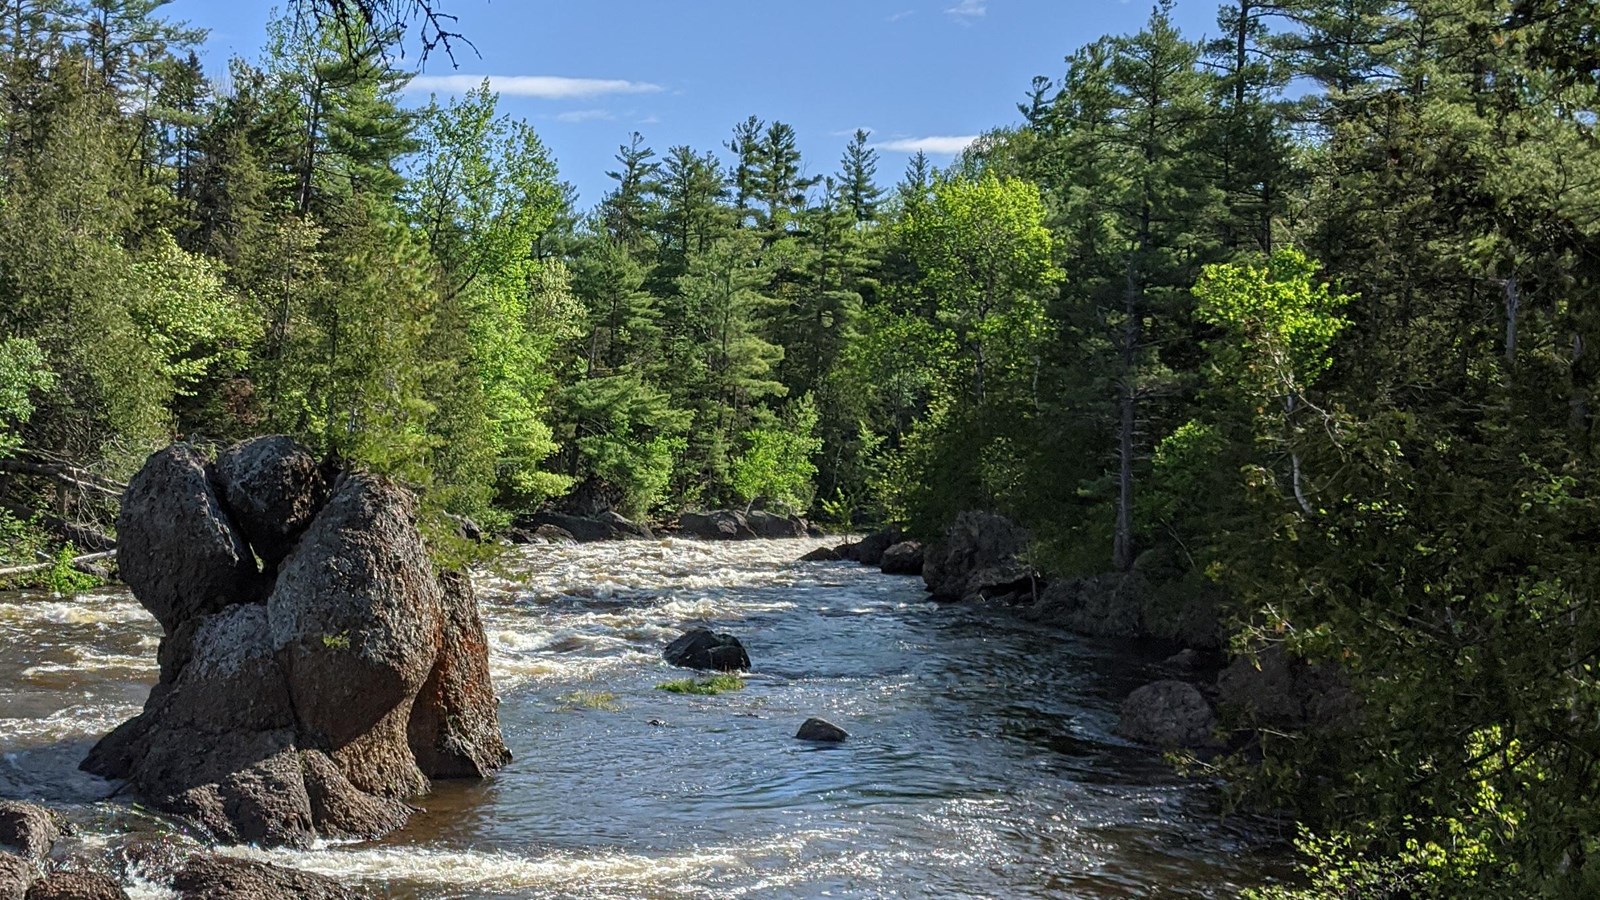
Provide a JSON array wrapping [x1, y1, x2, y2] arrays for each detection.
[[4, 0, 1600, 893]]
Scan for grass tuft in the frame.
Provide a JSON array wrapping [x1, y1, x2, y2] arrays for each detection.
[[656, 673, 746, 695], [557, 690, 622, 712]]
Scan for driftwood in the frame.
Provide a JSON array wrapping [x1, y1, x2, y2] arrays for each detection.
[[0, 550, 117, 581]]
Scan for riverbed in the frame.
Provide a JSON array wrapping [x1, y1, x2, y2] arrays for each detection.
[[0, 537, 1286, 897]]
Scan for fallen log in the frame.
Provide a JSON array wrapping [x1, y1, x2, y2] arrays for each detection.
[[0, 458, 126, 498], [0, 550, 117, 580]]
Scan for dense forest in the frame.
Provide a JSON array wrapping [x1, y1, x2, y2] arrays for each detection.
[[2, 0, 1600, 895]]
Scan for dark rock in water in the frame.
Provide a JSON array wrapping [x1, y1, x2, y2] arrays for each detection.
[[103, 834, 200, 887], [1115, 681, 1217, 749], [515, 512, 647, 543], [533, 525, 577, 545], [798, 546, 842, 562], [115, 444, 260, 634], [1020, 572, 1221, 649], [839, 530, 901, 566], [878, 541, 924, 576], [745, 510, 808, 539], [678, 510, 756, 541], [408, 571, 512, 779], [172, 854, 363, 900], [806, 523, 826, 538], [663, 629, 750, 672], [1165, 649, 1201, 669], [85, 439, 508, 849], [213, 436, 329, 568], [1217, 645, 1356, 734], [23, 872, 128, 900], [0, 854, 33, 900], [922, 512, 1031, 602], [0, 803, 64, 861], [796, 718, 848, 742]]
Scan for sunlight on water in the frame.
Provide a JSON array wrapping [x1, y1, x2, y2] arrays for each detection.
[[0, 535, 1287, 898]]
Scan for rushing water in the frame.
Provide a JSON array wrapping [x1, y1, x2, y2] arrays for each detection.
[[0, 537, 1288, 898]]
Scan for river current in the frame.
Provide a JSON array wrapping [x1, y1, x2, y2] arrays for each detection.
[[0, 537, 1285, 897]]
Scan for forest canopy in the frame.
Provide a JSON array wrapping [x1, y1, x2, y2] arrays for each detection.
[[2, 0, 1600, 895]]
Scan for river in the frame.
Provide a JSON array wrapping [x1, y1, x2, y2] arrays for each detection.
[[0, 536, 1286, 897]]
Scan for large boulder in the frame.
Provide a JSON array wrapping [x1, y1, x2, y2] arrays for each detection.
[[663, 629, 750, 672], [838, 530, 902, 566], [0, 804, 64, 861], [268, 473, 439, 798], [745, 511, 808, 539], [678, 511, 756, 541], [115, 444, 260, 633], [514, 511, 648, 543], [212, 436, 328, 569], [23, 873, 127, 900], [407, 571, 511, 779], [172, 855, 362, 900], [84, 439, 508, 848], [922, 512, 1032, 602], [1022, 572, 1222, 649], [878, 541, 924, 576], [1217, 645, 1356, 734], [1115, 681, 1218, 749]]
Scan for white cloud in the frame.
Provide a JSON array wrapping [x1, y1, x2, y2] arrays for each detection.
[[945, 0, 986, 20], [887, 9, 914, 22], [873, 135, 978, 155], [407, 74, 664, 100], [556, 109, 616, 123], [830, 127, 875, 137]]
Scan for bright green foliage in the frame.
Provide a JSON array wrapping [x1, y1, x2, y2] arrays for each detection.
[[128, 233, 260, 399], [0, 339, 55, 457], [1195, 248, 1349, 401], [730, 394, 822, 513]]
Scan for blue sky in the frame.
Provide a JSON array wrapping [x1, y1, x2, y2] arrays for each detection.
[[166, 1, 1222, 208]]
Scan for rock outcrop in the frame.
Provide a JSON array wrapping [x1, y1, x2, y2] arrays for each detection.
[[878, 541, 924, 576], [84, 439, 508, 848], [1115, 680, 1218, 749], [1217, 645, 1356, 734], [921, 512, 1034, 603], [1019, 573, 1223, 649], [663, 629, 750, 672], [798, 546, 842, 562]]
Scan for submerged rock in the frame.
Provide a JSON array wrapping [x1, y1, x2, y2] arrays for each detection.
[[85, 439, 508, 849], [1115, 680, 1218, 750], [172, 855, 363, 900], [795, 718, 848, 742], [663, 629, 751, 672]]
